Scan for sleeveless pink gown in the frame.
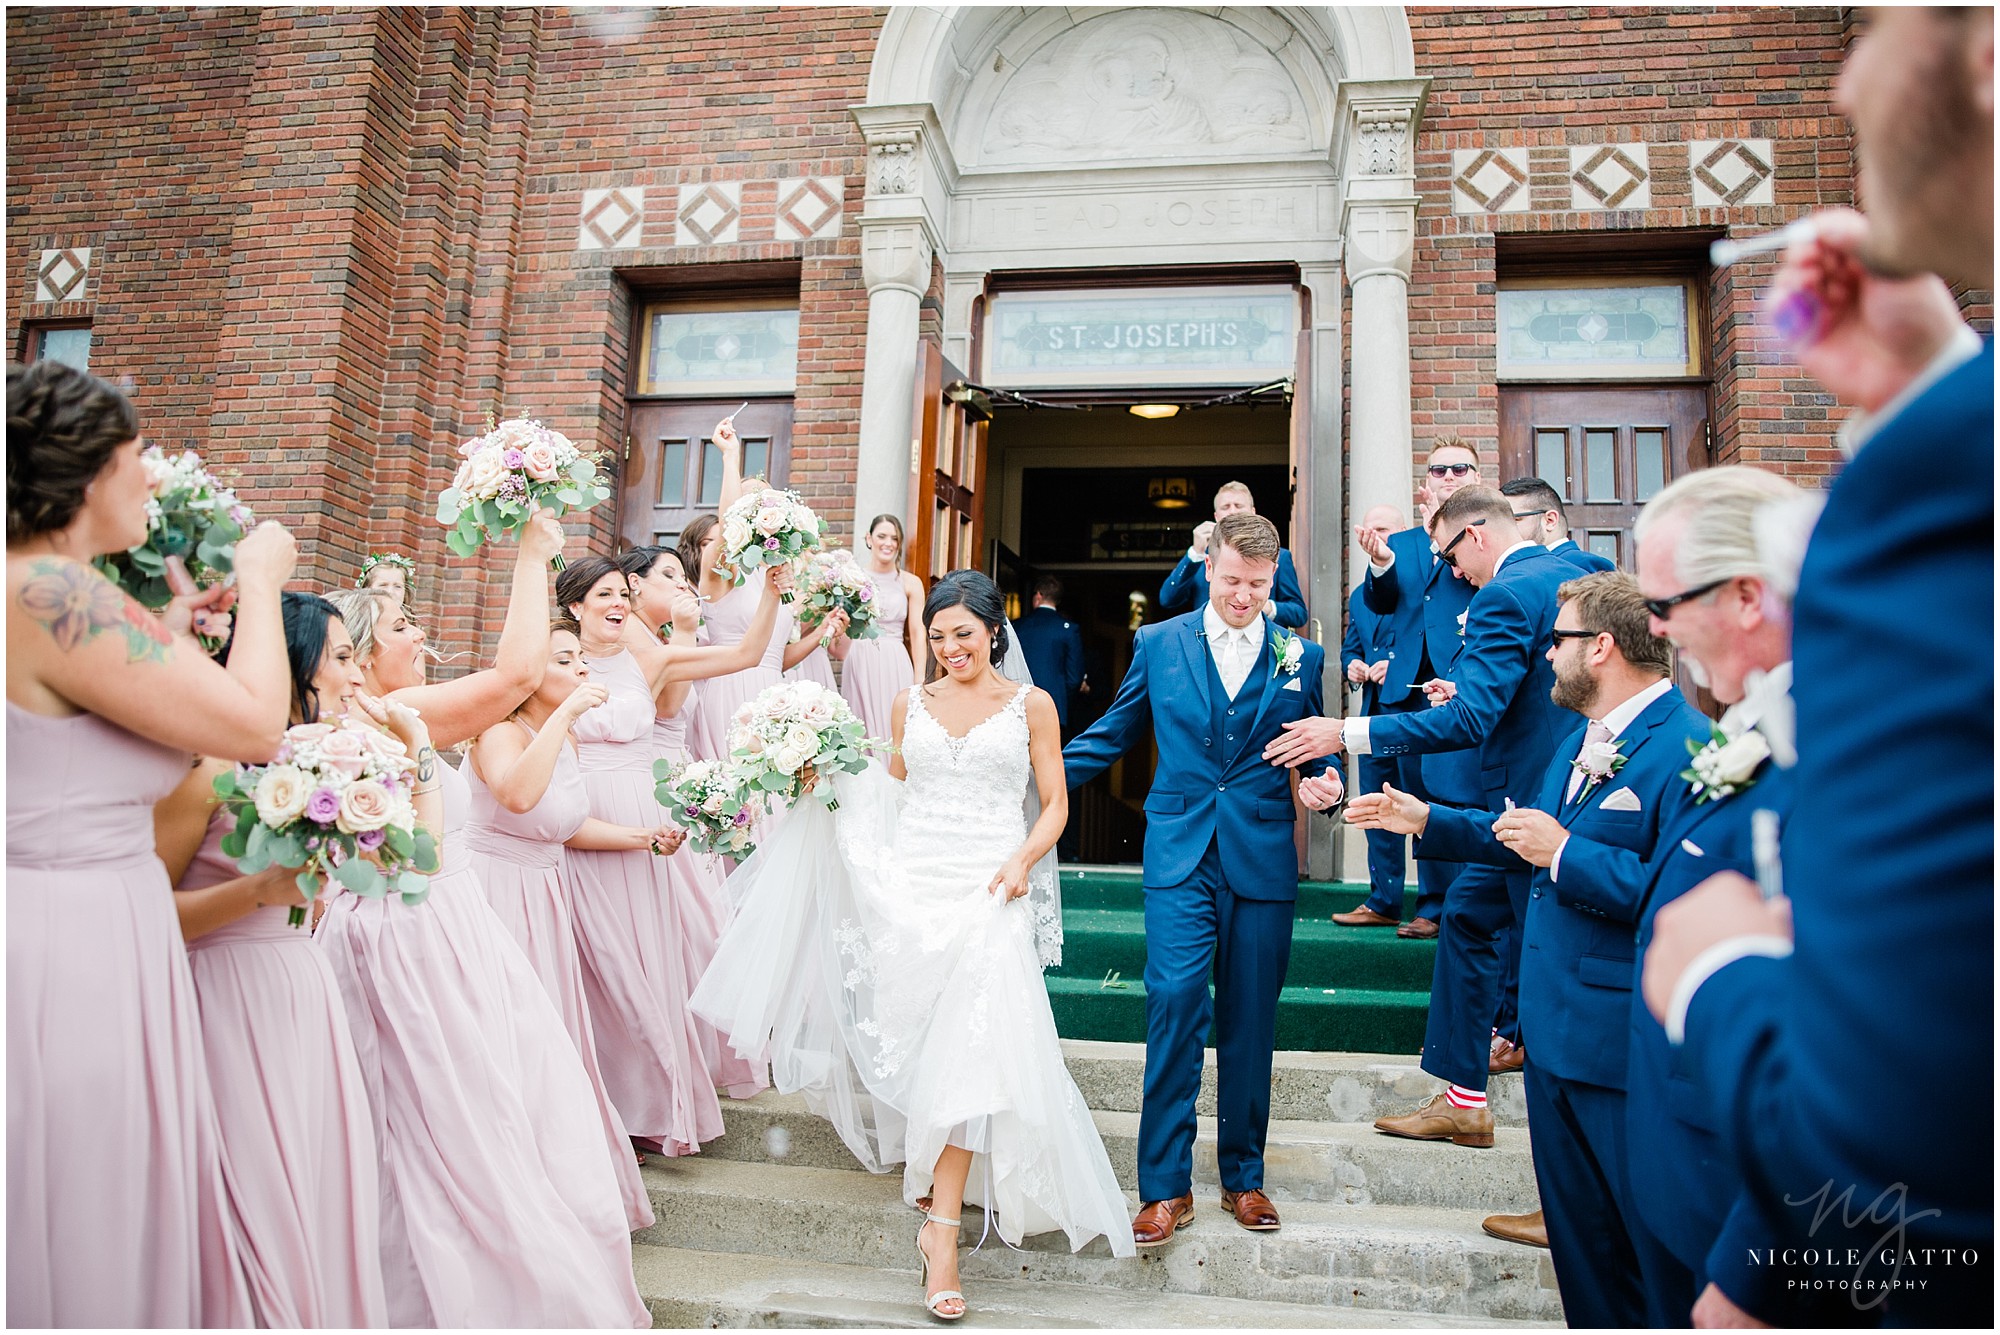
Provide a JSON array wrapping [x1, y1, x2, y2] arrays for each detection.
[[686, 579, 789, 761], [6, 704, 251, 1327], [179, 807, 388, 1327], [461, 724, 655, 1230], [785, 642, 837, 690], [566, 649, 726, 1152], [654, 684, 768, 1098], [315, 759, 647, 1328], [839, 568, 916, 738]]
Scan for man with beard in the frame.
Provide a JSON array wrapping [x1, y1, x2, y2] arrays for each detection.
[[1348, 572, 1708, 1327], [1643, 7, 1993, 1326]]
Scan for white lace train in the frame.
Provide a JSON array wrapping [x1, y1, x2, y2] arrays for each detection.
[[690, 687, 1135, 1256]]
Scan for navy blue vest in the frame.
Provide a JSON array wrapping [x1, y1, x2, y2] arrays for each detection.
[[1202, 629, 1274, 768]]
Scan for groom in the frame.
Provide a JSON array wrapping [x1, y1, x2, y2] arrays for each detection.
[[1063, 513, 1341, 1246]]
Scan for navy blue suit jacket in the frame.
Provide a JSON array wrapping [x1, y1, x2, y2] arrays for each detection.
[[1679, 343, 1994, 1326], [1361, 525, 1474, 706], [1158, 546, 1308, 629], [1418, 685, 1708, 1089], [1063, 613, 1325, 895], [1013, 606, 1086, 726], [1341, 583, 1387, 717], [1365, 544, 1574, 812], [1549, 538, 1617, 573]]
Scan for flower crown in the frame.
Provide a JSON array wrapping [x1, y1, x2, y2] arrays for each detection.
[[357, 552, 417, 586]]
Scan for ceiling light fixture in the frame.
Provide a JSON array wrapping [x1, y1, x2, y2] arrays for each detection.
[[1128, 403, 1180, 420], [1148, 476, 1194, 510]]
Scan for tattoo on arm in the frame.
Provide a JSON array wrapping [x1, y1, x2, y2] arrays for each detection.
[[415, 744, 438, 791], [19, 559, 173, 665]]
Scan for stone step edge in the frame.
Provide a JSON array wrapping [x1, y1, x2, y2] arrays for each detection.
[[1057, 1036, 1474, 1077], [631, 1243, 1556, 1330]]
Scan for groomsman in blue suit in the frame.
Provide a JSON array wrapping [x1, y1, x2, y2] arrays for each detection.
[[1333, 439, 1481, 936], [1643, 12, 1994, 1324], [1157, 481, 1308, 629], [1064, 514, 1341, 1247], [1617, 467, 1834, 1326], [1268, 486, 1573, 1143], [1338, 505, 1445, 931], [1012, 575, 1087, 734], [1500, 476, 1617, 573], [1350, 571, 1708, 1327]]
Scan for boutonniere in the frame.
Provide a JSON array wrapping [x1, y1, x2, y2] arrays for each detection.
[[1681, 723, 1771, 804], [1270, 626, 1304, 678], [1456, 609, 1469, 638], [1572, 735, 1629, 791]]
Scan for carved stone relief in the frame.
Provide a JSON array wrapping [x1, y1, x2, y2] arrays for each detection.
[[869, 135, 919, 196], [977, 9, 1314, 165]]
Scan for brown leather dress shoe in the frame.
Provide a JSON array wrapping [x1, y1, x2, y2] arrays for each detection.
[[1132, 1195, 1195, 1248], [1332, 905, 1401, 927], [1396, 916, 1439, 940], [1489, 1037, 1527, 1075], [1219, 1187, 1281, 1231], [1373, 1092, 1495, 1148], [1482, 1208, 1549, 1248]]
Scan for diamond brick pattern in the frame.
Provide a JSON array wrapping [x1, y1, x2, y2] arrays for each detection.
[[1569, 144, 1650, 210], [1450, 147, 1530, 214], [675, 181, 742, 246], [35, 247, 91, 303], [578, 187, 644, 250], [773, 176, 842, 241], [1690, 139, 1775, 207]]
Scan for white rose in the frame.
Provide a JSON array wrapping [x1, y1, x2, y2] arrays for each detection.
[[784, 721, 821, 758], [771, 744, 807, 775], [1579, 739, 1623, 775], [335, 778, 397, 834], [754, 507, 785, 536], [253, 764, 311, 827], [520, 440, 561, 482], [723, 518, 754, 553], [1706, 730, 1772, 786], [460, 447, 510, 499]]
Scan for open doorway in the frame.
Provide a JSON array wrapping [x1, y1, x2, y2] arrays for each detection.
[[984, 402, 1293, 864]]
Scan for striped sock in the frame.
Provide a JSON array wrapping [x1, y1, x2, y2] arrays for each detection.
[[1446, 1084, 1487, 1109]]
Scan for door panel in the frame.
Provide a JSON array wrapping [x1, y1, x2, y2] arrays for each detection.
[[908, 340, 985, 584], [1499, 385, 1708, 571], [621, 399, 793, 549]]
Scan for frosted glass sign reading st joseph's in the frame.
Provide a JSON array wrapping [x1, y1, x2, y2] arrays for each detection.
[[983, 285, 1299, 390]]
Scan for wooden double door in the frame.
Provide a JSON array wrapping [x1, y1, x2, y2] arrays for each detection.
[[619, 399, 793, 550], [1498, 384, 1710, 570]]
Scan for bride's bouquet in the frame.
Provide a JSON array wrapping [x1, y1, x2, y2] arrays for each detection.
[[728, 680, 872, 812], [796, 548, 880, 639], [719, 487, 823, 603], [210, 718, 440, 927], [653, 758, 760, 858], [96, 446, 253, 649], [436, 415, 610, 566]]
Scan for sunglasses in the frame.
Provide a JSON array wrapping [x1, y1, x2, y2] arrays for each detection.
[[1438, 517, 1486, 568], [1642, 578, 1729, 620], [1550, 628, 1603, 645], [1427, 463, 1476, 479]]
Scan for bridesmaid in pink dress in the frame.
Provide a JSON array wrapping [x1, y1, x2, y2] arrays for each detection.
[[462, 622, 676, 1225], [320, 516, 649, 1329], [830, 513, 927, 738], [557, 554, 788, 1150], [6, 360, 298, 1326], [153, 591, 388, 1327]]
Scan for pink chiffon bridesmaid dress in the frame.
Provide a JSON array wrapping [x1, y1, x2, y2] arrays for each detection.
[[6, 704, 251, 1327], [461, 723, 656, 1230], [784, 639, 838, 690], [838, 568, 916, 738], [178, 808, 388, 1327], [315, 759, 647, 1328], [566, 648, 726, 1152], [686, 578, 788, 761], [654, 683, 768, 1099]]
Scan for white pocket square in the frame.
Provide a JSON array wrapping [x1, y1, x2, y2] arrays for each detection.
[[1599, 788, 1643, 812], [1282, 677, 1302, 692]]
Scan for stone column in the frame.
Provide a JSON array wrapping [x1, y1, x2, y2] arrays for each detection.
[[853, 219, 933, 528]]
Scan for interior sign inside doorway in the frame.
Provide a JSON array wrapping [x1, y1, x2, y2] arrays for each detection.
[[1090, 521, 1192, 561], [984, 284, 1297, 390]]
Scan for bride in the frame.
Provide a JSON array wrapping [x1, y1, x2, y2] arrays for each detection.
[[692, 570, 1135, 1320]]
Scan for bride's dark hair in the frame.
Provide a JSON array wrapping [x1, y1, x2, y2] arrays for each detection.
[[921, 571, 1010, 683]]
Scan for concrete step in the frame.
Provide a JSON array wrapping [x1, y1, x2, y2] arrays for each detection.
[[1043, 974, 1431, 1053], [633, 1243, 1550, 1328], [639, 1158, 1564, 1324], [1056, 1038, 1530, 1128], [709, 1091, 1541, 1212]]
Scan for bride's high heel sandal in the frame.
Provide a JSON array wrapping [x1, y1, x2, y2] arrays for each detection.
[[916, 1214, 965, 1321]]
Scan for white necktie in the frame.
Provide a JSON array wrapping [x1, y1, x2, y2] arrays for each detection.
[[1215, 627, 1253, 699], [1566, 718, 1614, 803]]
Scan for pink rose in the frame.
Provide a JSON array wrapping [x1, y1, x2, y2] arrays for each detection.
[[520, 440, 562, 482], [335, 779, 396, 834], [306, 787, 342, 825], [318, 728, 369, 780], [287, 722, 334, 746], [502, 447, 526, 469]]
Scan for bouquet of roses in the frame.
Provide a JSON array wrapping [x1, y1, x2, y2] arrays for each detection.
[[727, 680, 873, 813], [436, 415, 610, 567], [797, 548, 880, 639], [718, 487, 823, 603], [95, 446, 253, 649], [210, 717, 440, 927], [653, 757, 760, 858]]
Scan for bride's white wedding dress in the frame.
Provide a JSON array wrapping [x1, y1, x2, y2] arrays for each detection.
[[691, 683, 1136, 1256]]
